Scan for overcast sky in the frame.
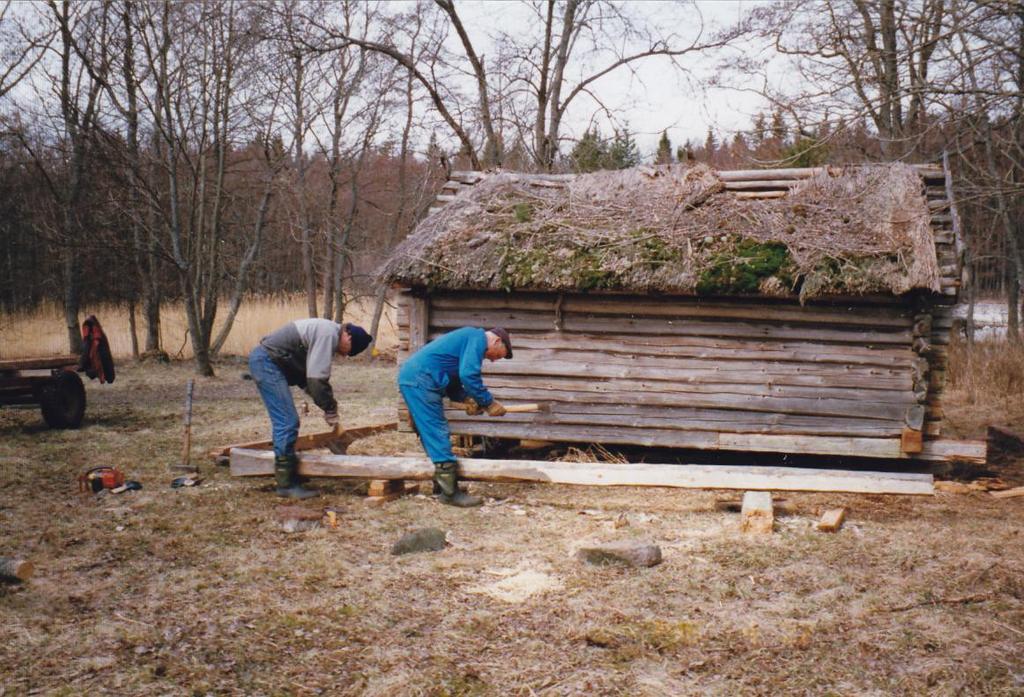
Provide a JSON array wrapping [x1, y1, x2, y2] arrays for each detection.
[[449, 0, 771, 157]]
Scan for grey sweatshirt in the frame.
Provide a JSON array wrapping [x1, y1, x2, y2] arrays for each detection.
[[259, 318, 341, 413]]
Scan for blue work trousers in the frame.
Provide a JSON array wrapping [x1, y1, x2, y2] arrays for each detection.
[[400, 375, 455, 464], [249, 345, 299, 457]]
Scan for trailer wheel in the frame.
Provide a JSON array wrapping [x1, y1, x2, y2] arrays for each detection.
[[40, 371, 86, 429]]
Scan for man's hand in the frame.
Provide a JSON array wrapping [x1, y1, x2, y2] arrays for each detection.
[[324, 410, 340, 428], [463, 398, 482, 416], [486, 400, 507, 417]]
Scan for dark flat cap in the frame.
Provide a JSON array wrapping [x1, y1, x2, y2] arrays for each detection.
[[489, 327, 513, 359]]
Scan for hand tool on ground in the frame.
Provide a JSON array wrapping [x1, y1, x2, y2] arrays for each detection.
[[448, 401, 546, 414]]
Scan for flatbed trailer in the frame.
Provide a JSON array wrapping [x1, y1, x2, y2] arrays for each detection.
[[0, 355, 86, 428]]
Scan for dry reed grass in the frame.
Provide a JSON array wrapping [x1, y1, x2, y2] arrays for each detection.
[[0, 294, 398, 360], [943, 335, 1024, 437]]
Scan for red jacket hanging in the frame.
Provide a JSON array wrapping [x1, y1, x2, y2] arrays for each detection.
[[78, 315, 116, 384]]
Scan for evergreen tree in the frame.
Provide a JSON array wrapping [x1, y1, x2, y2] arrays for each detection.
[[703, 128, 717, 159], [655, 130, 673, 164], [752, 112, 768, 146], [607, 128, 641, 169], [568, 128, 607, 173], [770, 109, 787, 144]]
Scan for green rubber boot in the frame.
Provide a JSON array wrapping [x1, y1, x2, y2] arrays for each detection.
[[433, 461, 482, 507], [274, 454, 318, 499]]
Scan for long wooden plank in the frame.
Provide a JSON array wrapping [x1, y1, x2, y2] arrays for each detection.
[[482, 357, 913, 391], [450, 400, 903, 427], [445, 420, 981, 463], [447, 421, 906, 458], [485, 382, 913, 420], [210, 422, 398, 458], [430, 310, 913, 345], [443, 409, 903, 437], [431, 293, 912, 327], [484, 333, 916, 367], [229, 448, 934, 495], [503, 347, 912, 380]]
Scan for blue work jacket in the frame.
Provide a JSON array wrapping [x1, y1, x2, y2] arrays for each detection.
[[397, 327, 494, 407]]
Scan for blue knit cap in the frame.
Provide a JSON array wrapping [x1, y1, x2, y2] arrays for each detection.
[[344, 323, 372, 356]]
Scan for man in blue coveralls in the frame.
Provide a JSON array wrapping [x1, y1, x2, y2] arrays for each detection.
[[249, 318, 372, 499], [398, 326, 513, 507]]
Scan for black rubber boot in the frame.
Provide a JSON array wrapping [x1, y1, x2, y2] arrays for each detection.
[[274, 454, 318, 499], [433, 461, 482, 507]]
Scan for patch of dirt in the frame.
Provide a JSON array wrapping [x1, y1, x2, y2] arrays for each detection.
[[0, 359, 1022, 695]]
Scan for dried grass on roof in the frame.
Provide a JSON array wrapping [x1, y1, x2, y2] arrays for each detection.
[[382, 162, 940, 299]]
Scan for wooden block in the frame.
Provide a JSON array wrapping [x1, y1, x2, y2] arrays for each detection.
[[366, 479, 419, 505], [0, 557, 34, 582], [740, 491, 774, 534], [991, 486, 1024, 500], [934, 480, 972, 494], [817, 508, 846, 532], [368, 479, 405, 497], [901, 428, 924, 454]]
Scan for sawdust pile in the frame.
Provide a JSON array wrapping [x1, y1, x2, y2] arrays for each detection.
[[382, 163, 940, 300]]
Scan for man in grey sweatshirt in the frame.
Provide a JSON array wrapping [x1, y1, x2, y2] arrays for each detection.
[[249, 318, 371, 498]]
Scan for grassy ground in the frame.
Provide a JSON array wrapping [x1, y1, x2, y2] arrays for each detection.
[[2, 356, 1024, 696]]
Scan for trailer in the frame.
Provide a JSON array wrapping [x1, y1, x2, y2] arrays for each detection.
[[0, 356, 87, 428]]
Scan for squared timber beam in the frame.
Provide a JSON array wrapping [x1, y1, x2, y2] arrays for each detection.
[[229, 449, 934, 495]]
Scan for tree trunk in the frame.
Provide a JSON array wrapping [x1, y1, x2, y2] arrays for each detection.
[[63, 246, 81, 354], [128, 298, 139, 358], [1008, 258, 1021, 344]]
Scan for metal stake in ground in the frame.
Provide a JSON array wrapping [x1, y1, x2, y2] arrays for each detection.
[[171, 379, 197, 474]]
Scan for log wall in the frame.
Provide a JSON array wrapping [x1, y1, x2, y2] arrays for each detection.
[[396, 290, 952, 460]]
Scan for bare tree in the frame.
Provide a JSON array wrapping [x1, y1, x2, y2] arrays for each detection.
[[504, 0, 741, 171], [134, 0, 267, 375], [0, 1, 50, 100], [741, 0, 947, 159]]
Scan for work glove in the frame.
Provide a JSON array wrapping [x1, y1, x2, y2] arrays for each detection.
[[486, 400, 507, 417], [324, 410, 340, 428], [463, 398, 482, 416]]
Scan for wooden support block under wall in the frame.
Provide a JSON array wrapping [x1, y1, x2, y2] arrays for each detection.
[[368, 479, 406, 498], [740, 491, 774, 534], [817, 508, 847, 532], [901, 428, 924, 454]]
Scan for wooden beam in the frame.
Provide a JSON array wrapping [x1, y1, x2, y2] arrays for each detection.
[[229, 449, 934, 495], [918, 438, 987, 464], [408, 295, 429, 353], [208, 422, 397, 458], [0, 356, 78, 372], [991, 486, 1024, 500]]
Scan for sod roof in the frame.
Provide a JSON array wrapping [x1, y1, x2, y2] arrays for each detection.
[[382, 163, 940, 300]]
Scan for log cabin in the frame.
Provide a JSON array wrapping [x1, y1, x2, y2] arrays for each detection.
[[381, 159, 983, 465]]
